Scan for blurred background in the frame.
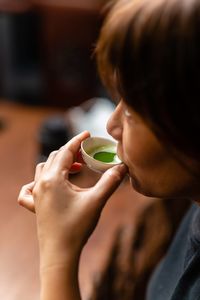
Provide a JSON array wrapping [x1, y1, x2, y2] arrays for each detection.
[[0, 0, 107, 107]]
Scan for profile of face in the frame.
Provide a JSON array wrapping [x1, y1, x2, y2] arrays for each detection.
[[107, 100, 200, 200]]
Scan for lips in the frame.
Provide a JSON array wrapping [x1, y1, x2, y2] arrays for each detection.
[[116, 146, 131, 177], [116, 144, 123, 162]]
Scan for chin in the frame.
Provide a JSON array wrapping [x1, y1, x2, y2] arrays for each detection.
[[129, 176, 144, 194], [129, 176, 184, 199], [129, 176, 157, 197]]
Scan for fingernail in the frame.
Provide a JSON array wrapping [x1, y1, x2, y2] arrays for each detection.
[[76, 149, 85, 164], [116, 163, 128, 174]]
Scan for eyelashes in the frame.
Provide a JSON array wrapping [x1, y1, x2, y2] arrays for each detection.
[[124, 109, 132, 117]]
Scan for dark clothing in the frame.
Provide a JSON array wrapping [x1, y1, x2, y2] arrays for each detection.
[[147, 203, 200, 300]]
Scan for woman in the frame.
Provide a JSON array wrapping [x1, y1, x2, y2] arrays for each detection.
[[18, 0, 200, 299]]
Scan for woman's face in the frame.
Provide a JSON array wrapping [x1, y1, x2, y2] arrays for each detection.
[[107, 100, 200, 199]]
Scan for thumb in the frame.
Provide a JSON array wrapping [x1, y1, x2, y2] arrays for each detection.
[[91, 164, 127, 207]]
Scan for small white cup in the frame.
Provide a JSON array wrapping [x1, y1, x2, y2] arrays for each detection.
[[81, 136, 121, 173]]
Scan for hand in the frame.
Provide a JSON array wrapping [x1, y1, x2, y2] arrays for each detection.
[[18, 131, 127, 268]]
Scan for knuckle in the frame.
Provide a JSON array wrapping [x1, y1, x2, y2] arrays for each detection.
[[36, 162, 45, 170], [17, 187, 25, 202], [41, 178, 53, 189], [17, 195, 22, 204], [32, 183, 41, 198], [34, 175, 56, 193], [17, 189, 26, 204], [59, 146, 65, 151], [107, 168, 121, 181], [37, 162, 45, 168], [49, 150, 58, 158]]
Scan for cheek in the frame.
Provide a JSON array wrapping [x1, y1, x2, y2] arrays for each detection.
[[120, 126, 173, 195], [122, 128, 166, 172]]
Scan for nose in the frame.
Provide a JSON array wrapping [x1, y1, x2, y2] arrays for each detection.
[[106, 103, 123, 141]]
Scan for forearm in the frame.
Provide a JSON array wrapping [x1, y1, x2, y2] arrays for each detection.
[[40, 247, 82, 300], [40, 265, 81, 300], [40, 258, 81, 300]]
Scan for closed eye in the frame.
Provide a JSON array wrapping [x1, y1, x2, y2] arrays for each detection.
[[124, 109, 132, 117]]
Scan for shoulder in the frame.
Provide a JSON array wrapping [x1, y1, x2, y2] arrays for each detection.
[[147, 203, 200, 300]]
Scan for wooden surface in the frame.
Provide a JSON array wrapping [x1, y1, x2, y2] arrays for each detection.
[[0, 100, 153, 300]]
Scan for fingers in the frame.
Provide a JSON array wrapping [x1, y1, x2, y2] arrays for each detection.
[[69, 162, 83, 174], [35, 132, 90, 179], [40, 150, 59, 172], [44, 131, 90, 175], [91, 164, 128, 208], [34, 162, 45, 181], [18, 182, 35, 213], [76, 149, 85, 164]]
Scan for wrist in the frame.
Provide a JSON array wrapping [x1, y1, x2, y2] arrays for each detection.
[[39, 239, 82, 274]]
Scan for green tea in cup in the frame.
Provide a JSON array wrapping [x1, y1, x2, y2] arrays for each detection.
[[81, 137, 121, 173], [88, 145, 120, 164]]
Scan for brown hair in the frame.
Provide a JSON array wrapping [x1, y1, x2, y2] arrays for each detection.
[[96, 0, 200, 161]]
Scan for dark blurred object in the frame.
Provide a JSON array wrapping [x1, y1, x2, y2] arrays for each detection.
[[0, 12, 42, 105], [88, 198, 190, 300], [0, 118, 6, 131], [37, 115, 72, 162], [37, 1, 104, 108], [0, 0, 107, 107]]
